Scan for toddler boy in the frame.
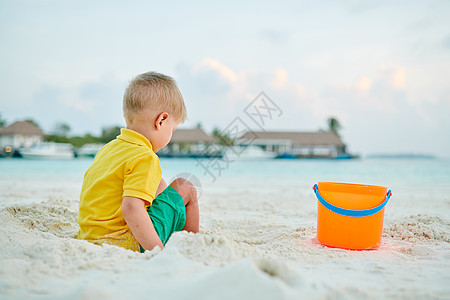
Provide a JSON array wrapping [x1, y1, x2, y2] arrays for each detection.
[[78, 72, 199, 252]]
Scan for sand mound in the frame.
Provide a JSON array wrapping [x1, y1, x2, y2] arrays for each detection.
[[384, 214, 450, 243], [3, 198, 79, 238]]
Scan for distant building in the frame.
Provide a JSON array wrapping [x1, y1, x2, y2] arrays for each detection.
[[158, 128, 216, 157], [239, 131, 347, 158], [0, 121, 45, 148]]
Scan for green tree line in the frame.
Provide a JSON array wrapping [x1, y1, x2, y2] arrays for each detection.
[[46, 122, 122, 147], [0, 115, 122, 147]]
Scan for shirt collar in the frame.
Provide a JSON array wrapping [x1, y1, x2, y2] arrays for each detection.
[[117, 128, 153, 150]]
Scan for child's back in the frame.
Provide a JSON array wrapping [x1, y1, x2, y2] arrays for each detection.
[[78, 128, 161, 251]]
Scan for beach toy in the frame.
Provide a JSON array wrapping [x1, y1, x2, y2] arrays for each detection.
[[313, 182, 392, 250]]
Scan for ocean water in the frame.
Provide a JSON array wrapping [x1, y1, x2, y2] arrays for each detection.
[[1, 156, 449, 210], [1, 156, 449, 189]]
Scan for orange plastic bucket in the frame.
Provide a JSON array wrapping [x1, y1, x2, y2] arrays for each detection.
[[313, 182, 392, 250]]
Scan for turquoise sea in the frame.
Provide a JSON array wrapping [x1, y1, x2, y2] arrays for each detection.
[[1, 156, 449, 209], [1, 156, 449, 188]]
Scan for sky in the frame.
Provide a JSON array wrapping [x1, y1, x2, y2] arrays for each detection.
[[1, 0, 449, 157]]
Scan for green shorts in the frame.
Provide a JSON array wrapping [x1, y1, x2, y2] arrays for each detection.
[[139, 186, 186, 253]]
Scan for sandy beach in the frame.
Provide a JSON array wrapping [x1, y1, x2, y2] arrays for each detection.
[[0, 158, 449, 299]]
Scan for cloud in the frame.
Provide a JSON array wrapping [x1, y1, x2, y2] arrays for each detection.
[[197, 58, 238, 84], [176, 58, 316, 131], [356, 76, 372, 92], [272, 69, 288, 88], [176, 59, 235, 101], [177, 57, 344, 134], [295, 84, 307, 98], [392, 68, 405, 89], [303, 66, 408, 123]]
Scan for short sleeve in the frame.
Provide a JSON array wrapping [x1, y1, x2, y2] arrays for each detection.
[[123, 153, 162, 204]]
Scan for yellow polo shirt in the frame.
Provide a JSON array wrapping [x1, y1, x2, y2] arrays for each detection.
[[78, 128, 162, 251]]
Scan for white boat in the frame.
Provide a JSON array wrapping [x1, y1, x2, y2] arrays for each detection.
[[77, 143, 104, 158], [19, 142, 75, 159], [224, 145, 276, 160]]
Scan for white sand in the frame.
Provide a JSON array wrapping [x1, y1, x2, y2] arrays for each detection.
[[1, 174, 449, 299]]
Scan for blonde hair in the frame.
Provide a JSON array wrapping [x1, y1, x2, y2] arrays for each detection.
[[123, 72, 187, 123]]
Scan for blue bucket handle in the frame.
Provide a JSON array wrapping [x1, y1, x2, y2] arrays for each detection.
[[313, 184, 391, 217]]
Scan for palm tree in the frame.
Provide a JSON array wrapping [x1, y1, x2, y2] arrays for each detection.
[[327, 117, 341, 137], [53, 122, 71, 136], [212, 127, 233, 146]]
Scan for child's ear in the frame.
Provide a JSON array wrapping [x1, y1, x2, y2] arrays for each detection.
[[155, 112, 169, 130]]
